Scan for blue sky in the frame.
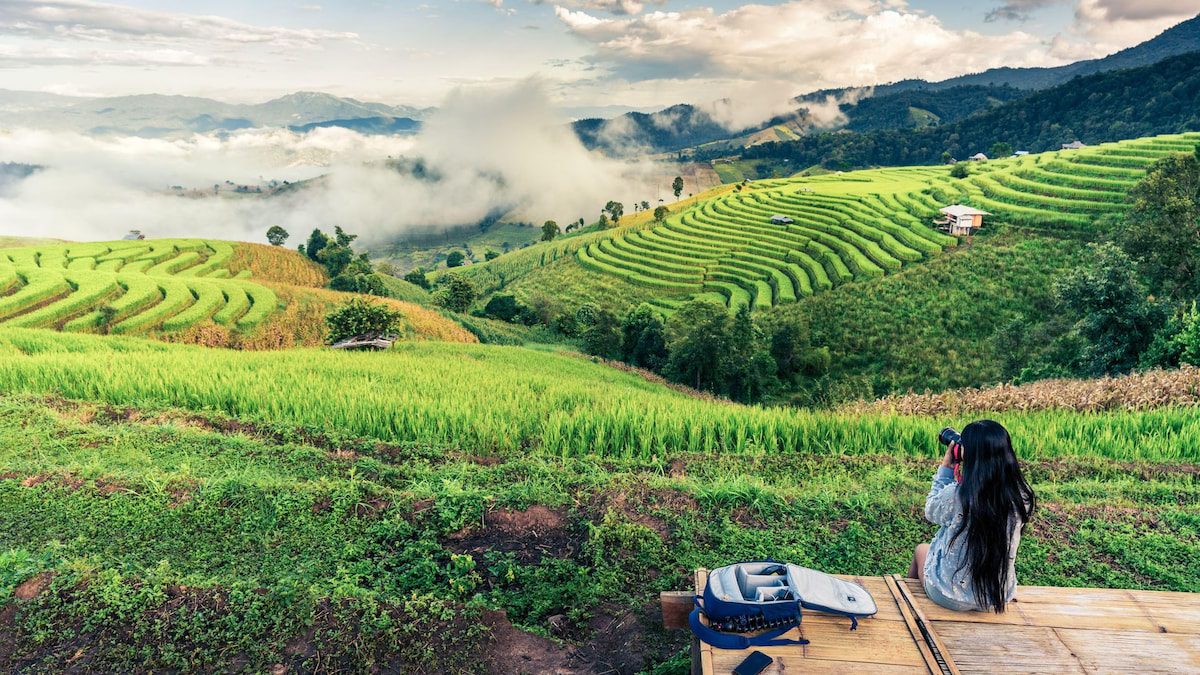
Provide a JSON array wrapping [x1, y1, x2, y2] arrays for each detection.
[[0, 0, 1195, 111]]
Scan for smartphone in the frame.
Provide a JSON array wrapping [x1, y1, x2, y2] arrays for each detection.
[[733, 650, 773, 675]]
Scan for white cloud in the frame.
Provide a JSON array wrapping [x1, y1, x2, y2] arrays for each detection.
[[533, 0, 665, 15], [0, 43, 212, 67], [556, 1, 1058, 92], [0, 0, 358, 47], [0, 80, 654, 245]]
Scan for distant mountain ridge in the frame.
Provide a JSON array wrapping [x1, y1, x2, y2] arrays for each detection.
[[0, 89, 431, 137], [580, 14, 1200, 156], [807, 14, 1200, 98]]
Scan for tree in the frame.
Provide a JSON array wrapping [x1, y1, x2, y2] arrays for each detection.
[[598, 214, 610, 229], [333, 225, 357, 247], [603, 201, 624, 225], [316, 244, 354, 277], [541, 220, 559, 242], [484, 294, 524, 323], [1054, 243, 1164, 376], [266, 226, 289, 246], [640, 200, 650, 212], [665, 300, 730, 391], [403, 268, 430, 289], [484, 250, 500, 261], [375, 261, 399, 277], [305, 228, 330, 262], [434, 275, 477, 313], [620, 304, 668, 372], [445, 251, 466, 268], [989, 141, 1013, 158], [723, 305, 779, 403], [325, 298, 402, 344], [949, 162, 970, 179], [1118, 152, 1200, 298], [653, 205, 669, 222], [672, 176, 684, 199], [330, 272, 386, 297], [575, 304, 622, 359], [940, 151, 953, 165]]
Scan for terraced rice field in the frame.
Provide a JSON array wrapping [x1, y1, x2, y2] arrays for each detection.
[[0, 239, 280, 334], [576, 133, 1200, 310]]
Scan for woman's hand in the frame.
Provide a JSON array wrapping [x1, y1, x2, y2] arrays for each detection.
[[941, 443, 958, 468]]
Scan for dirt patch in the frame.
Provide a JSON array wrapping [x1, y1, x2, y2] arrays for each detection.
[[19, 474, 51, 488], [447, 505, 578, 565], [571, 603, 688, 675], [13, 573, 52, 601], [481, 609, 578, 674]]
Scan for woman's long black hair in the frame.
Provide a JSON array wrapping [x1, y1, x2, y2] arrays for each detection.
[[950, 420, 1036, 613]]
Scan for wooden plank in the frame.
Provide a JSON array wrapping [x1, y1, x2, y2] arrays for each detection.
[[707, 653, 928, 674], [1053, 627, 1200, 674], [886, 575, 940, 674], [695, 568, 713, 675], [662, 590, 694, 629], [889, 574, 960, 675], [903, 580, 1163, 632], [932, 623, 1085, 675]]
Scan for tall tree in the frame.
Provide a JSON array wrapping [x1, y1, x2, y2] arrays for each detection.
[[620, 304, 668, 372], [672, 176, 684, 199], [266, 226, 289, 246], [1118, 152, 1200, 298], [304, 229, 330, 262], [665, 300, 730, 391], [604, 201, 624, 225], [541, 220, 559, 241], [1054, 243, 1164, 376]]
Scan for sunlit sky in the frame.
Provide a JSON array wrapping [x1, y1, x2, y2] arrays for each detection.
[[1, 0, 1197, 109]]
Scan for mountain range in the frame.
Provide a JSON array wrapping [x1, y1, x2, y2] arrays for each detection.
[[0, 90, 430, 137], [577, 14, 1200, 156]]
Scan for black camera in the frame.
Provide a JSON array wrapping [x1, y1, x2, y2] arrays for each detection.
[[938, 427, 963, 463], [937, 427, 961, 447]]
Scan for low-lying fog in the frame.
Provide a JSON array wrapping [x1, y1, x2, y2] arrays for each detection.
[[0, 81, 664, 245]]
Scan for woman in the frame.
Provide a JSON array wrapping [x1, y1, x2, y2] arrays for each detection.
[[907, 420, 1036, 613]]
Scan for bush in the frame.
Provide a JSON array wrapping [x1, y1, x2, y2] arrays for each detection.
[[404, 268, 430, 290], [325, 298, 403, 344], [434, 275, 477, 313], [446, 251, 465, 268]]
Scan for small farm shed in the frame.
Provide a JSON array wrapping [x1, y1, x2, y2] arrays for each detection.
[[935, 205, 990, 236], [123, 230, 145, 240], [770, 215, 794, 225], [968, 153, 988, 162], [330, 333, 398, 351], [1061, 140, 1086, 150], [1013, 150, 1030, 157]]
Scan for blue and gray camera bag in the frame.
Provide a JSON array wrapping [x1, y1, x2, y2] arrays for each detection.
[[689, 562, 878, 650]]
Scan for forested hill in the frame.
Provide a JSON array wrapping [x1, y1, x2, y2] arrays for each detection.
[[807, 13, 1200, 98], [737, 50, 1200, 170]]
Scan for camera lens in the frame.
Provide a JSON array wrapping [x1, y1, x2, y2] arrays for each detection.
[[938, 427, 960, 447]]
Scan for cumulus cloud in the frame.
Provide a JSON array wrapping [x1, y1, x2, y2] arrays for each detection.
[[0, 80, 652, 245], [1049, 0, 1200, 60], [0, 0, 358, 47], [555, 1, 1057, 93], [532, 0, 666, 15], [986, 0, 1061, 22]]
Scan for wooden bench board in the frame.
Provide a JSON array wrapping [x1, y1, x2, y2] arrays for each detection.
[[690, 572, 1200, 675]]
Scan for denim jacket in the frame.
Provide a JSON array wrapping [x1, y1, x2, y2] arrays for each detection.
[[922, 466, 1019, 611]]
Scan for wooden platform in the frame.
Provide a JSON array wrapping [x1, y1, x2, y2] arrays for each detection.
[[664, 570, 1200, 674]]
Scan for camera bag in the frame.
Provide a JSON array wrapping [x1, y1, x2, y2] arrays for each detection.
[[689, 562, 878, 650]]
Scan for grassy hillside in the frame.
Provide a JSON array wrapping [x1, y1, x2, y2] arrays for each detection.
[[372, 221, 541, 273], [464, 133, 1198, 318], [0, 332, 1197, 671], [0, 239, 473, 348], [0, 328, 1195, 462]]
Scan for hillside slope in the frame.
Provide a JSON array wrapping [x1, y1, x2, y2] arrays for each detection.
[[0, 240, 474, 348], [468, 133, 1198, 318], [741, 52, 1200, 170]]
